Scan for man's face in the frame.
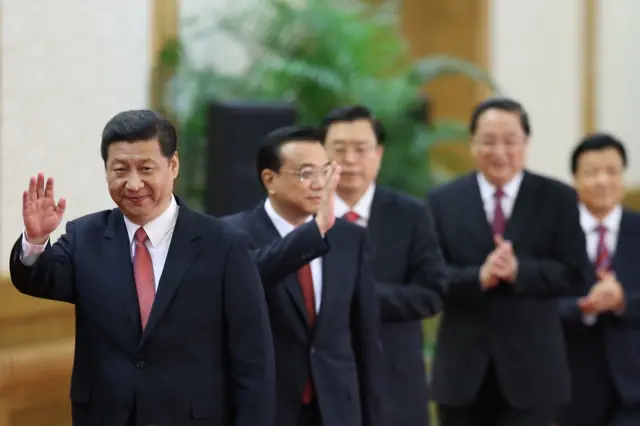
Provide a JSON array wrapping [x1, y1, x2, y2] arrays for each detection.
[[574, 147, 625, 214], [471, 109, 528, 187], [264, 141, 330, 216], [324, 119, 382, 194], [105, 139, 179, 225]]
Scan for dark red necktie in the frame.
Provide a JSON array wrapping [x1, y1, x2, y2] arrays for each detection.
[[493, 188, 506, 235], [297, 264, 316, 404], [343, 211, 360, 223], [594, 224, 610, 271], [133, 228, 156, 330]]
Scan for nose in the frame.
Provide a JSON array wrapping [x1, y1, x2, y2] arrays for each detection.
[[125, 173, 144, 191], [343, 150, 358, 164]]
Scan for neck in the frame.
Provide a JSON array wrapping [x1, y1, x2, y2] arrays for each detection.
[[588, 205, 618, 221], [337, 187, 368, 208], [269, 198, 308, 228]]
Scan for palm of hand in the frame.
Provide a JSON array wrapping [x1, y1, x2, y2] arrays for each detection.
[[24, 197, 63, 238]]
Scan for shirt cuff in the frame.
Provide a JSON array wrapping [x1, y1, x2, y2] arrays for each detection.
[[20, 231, 48, 266]]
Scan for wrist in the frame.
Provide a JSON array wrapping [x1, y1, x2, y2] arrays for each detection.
[[24, 232, 49, 246]]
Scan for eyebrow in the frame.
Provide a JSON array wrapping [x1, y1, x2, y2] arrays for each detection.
[[297, 161, 331, 169]]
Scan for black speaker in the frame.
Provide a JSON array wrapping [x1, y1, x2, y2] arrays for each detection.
[[204, 100, 297, 217]]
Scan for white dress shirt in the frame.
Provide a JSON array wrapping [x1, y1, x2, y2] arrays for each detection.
[[264, 198, 323, 312], [578, 203, 622, 325], [477, 171, 524, 223], [334, 183, 376, 227], [21, 196, 180, 291]]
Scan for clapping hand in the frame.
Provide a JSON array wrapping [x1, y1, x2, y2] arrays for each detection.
[[315, 162, 341, 236], [578, 269, 625, 315], [23, 173, 66, 245], [480, 235, 519, 290]]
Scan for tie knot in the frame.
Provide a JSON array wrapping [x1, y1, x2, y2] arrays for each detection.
[[494, 188, 505, 199], [343, 211, 360, 223], [134, 227, 149, 243], [595, 224, 608, 236]]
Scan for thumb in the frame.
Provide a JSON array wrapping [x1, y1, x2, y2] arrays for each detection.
[[494, 234, 504, 247], [596, 268, 611, 281]]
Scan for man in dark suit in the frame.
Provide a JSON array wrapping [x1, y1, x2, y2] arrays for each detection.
[[557, 134, 640, 426], [223, 125, 385, 426], [319, 105, 446, 426], [427, 97, 591, 426], [9, 110, 275, 426]]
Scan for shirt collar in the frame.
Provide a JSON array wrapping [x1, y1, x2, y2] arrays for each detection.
[[334, 183, 376, 221], [123, 195, 179, 247], [579, 203, 622, 234], [477, 171, 524, 202], [264, 198, 312, 237]]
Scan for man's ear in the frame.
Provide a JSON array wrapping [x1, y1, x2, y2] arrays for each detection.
[[262, 169, 275, 194]]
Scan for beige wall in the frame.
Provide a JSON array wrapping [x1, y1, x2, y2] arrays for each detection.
[[595, 0, 640, 185], [0, 0, 151, 269], [488, 0, 586, 184]]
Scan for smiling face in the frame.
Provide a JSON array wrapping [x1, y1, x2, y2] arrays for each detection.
[[471, 108, 528, 187], [574, 147, 625, 217], [105, 138, 179, 225]]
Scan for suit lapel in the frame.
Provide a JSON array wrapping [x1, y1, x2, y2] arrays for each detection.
[[315, 232, 340, 333], [103, 209, 141, 334], [139, 202, 201, 347], [367, 188, 395, 260], [252, 205, 310, 334], [461, 173, 495, 247], [612, 210, 637, 274]]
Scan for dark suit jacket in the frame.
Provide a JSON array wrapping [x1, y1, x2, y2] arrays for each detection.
[[223, 204, 385, 426], [558, 209, 640, 426], [367, 186, 445, 426], [9, 200, 275, 426], [427, 171, 590, 409]]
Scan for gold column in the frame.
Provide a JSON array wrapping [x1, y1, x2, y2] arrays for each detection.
[[149, 0, 180, 112]]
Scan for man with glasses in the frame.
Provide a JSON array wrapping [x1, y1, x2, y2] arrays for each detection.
[[223, 125, 385, 426], [320, 105, 446, 426]]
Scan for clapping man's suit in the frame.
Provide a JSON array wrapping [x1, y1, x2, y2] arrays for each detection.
[[427, 98, 590, 426], [320, 105, 446, 426], [558, 134, 640, 426], [9, 110, 275, 426], [223, 125, 385, 426]]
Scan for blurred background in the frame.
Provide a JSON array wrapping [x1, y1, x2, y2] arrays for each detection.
[[1, 0, 639, 424]]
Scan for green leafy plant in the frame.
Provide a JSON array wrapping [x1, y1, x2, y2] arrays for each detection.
[[160, 0, 498, 204]]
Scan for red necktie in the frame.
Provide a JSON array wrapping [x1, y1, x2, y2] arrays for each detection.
[[343, 211, 360, 223], [493, 188, 506, 235], [134, 228, 156, 330], [594, 224, 610, 271], [297, 264, 316, 404]]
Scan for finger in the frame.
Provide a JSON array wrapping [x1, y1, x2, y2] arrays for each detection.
[[56, 197, 67, 216], [28, 176, 37, 202], [22, 190, 30, 212], [494, 234, 504, 246], [45, 177, 55, 200], [36, 173, 45, 199]]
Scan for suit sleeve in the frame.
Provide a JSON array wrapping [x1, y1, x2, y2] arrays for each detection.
[[351, 230, 386, 426], [426, 190, 485, 300], [513, 187, 591, 297], [376, 202, 445, 320], [249, 221, 330, 286], [224, 233, 276, 426], [9, 222, 76, 303]]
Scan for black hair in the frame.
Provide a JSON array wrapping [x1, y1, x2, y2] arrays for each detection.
[[319, 105, 386, 144], [570, 132, 627, 174], [256, 125, 322, 185], [469, 97, 531, 136], [101, 109, 177, 162]]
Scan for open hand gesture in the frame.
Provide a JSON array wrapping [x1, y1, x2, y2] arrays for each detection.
[[23, 173, 66, 244], [315, 162, 341, 235]]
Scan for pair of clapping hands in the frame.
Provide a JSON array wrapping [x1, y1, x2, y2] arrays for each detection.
[[479, 235, 518, 291], [578, 269, 625, 315]]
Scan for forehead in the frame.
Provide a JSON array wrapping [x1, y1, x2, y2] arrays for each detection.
[[108, 139, 164, 162], [577, 147, 625, 168], [475, 109, 523, 134], [279, 141, 327, 166], [326, 119, 376, 143]]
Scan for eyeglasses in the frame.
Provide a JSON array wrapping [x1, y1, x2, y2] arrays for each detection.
[[280, 165, 332, 183], [330, 144, 377, 158]]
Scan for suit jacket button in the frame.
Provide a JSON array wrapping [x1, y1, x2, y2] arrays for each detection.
[[310, 346, 316, 354], [122, 405, 131, 412], [136, 360, 146, 368]]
